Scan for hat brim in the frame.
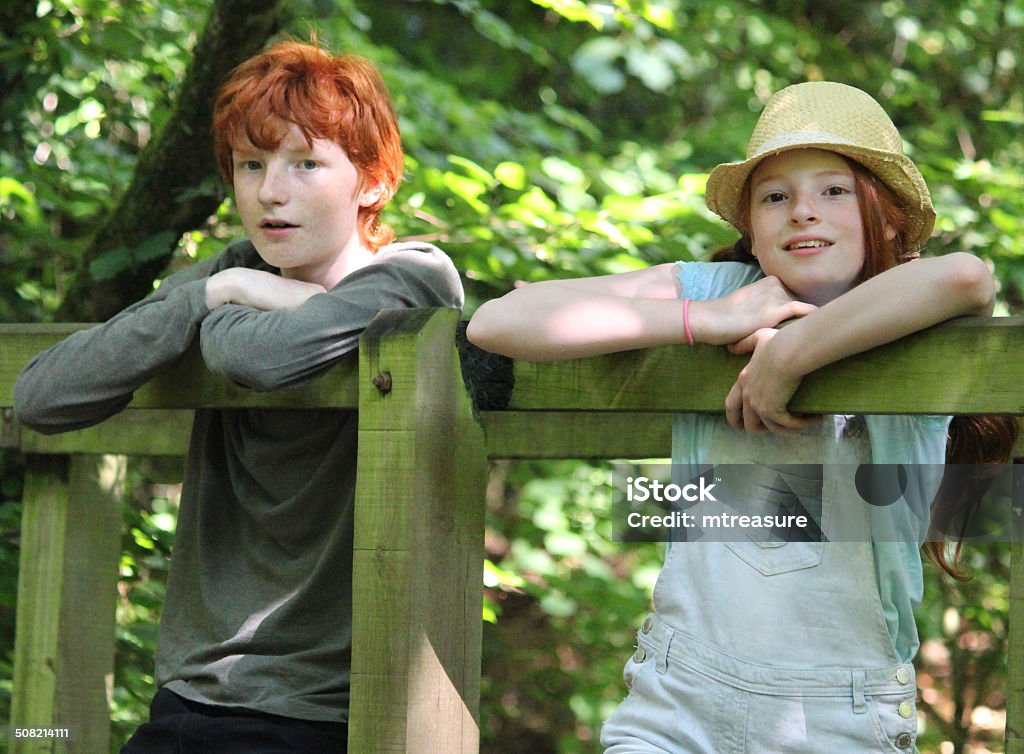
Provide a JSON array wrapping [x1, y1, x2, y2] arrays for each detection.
[[705, 142, 936, 251]]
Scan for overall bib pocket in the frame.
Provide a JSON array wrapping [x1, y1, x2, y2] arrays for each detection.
[[721, 465, 833, 577]]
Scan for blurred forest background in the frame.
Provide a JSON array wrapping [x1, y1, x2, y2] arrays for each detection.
[[2, 0, 1023, 752]]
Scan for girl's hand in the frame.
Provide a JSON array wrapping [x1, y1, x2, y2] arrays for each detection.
[[695, 276, 817, 346], [724, 328, 820, 433], [206, 269, 326, 311]]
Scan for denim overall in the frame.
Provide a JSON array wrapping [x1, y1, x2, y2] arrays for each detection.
[[602, 417, 919, 753]]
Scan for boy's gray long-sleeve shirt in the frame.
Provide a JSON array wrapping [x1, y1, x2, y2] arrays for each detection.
[[15, 239, 464, 722]]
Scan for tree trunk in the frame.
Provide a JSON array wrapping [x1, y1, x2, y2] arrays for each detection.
[[57, 0, 282, 322]]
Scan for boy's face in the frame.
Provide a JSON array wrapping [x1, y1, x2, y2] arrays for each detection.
[[232, 122, 381, 287]]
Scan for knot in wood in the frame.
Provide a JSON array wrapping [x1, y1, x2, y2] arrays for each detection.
[[372, 371, 393, 395]]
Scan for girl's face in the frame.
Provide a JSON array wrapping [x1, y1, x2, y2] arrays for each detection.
[[748, 149, 865, 306]]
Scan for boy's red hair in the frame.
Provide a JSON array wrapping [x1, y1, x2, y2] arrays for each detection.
[[212, 41, 403, 251]]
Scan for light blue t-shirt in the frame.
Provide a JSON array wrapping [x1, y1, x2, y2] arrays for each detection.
[[671, 260, 950, 661]]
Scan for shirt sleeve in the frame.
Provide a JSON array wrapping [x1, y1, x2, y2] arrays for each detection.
[[199, 243, 464, 391], [674, 260, 764, 302], [13, 243, 257, 434]]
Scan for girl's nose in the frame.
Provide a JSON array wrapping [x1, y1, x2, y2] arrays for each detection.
[[789, 192, 818, 223]]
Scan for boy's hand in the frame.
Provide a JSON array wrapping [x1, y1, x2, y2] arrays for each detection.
[[694, 276, 816, 346], [724, 328, 820, 433], [206, 269, 326, 311]]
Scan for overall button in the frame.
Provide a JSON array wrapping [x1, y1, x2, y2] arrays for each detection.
[[641, 616, 654, 634], [624, 671, 634, 690], [633, 646, 647, 663], [895, 732, 914, 749], [898, 701, 914, 719], [895, 667, 911, 685]]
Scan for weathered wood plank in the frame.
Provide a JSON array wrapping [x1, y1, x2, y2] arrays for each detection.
[[17, 410, 192, 456], [7, 315, 1024, 415], [509, 316, 1024, 414], [481, 411, 1024, 459], [350, 308, 486, 753], [482, 411, 672, 459]]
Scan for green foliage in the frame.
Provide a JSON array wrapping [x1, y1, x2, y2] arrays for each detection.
[[0, 0, 213, 321], [2, 0, 1023, 751], [480, 460, 663, 752], [112, 461, 180, 746]]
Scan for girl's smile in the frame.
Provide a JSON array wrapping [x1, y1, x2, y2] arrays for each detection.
[[783, 236, 833, 254], [749, 149, 865, 306]]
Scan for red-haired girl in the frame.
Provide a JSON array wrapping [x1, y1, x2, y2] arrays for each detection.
[[469, 81, 1015, 753]]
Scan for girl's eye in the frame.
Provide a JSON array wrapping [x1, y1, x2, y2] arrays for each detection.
[[764, 191, 787, 203], [826, 185, 852, 196]]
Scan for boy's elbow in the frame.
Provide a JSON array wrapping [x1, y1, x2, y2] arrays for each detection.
[[13, 370, 124, 435], [13, 367, 58, 433], [13, 385, 49, 433]]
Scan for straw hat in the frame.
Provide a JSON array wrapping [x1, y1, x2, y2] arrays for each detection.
[[705, 81, 935, 251]]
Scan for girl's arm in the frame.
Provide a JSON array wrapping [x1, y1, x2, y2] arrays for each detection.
[[467, 263, 816, 361], [725, 252, 995, 432]]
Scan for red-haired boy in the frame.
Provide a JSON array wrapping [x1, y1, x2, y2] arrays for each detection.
[[15, 41, 463, 753]]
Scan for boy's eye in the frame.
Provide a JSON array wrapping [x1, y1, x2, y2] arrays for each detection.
[[299, 159, 319, 170], [238, 160, 262, 171]]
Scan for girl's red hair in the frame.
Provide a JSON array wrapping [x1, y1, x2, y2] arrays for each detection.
[[212, 41, 403, 251]]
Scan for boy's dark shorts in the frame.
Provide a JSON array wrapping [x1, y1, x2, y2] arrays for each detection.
[[121, 688, 348, 754]]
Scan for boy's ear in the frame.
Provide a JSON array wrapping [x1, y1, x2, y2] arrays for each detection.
[[359, 181, 385, 208]]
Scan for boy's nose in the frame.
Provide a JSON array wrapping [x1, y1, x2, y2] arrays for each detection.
[[258, 166, 287, 205]]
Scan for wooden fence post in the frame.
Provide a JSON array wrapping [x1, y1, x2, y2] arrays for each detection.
[[10, 454, 124, 754], [349, 308, 487, 753]]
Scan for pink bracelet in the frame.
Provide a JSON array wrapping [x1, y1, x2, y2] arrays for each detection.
[[683, 298, 694, 346]]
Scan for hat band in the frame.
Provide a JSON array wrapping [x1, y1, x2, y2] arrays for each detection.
[[750, 130, 858, 159]]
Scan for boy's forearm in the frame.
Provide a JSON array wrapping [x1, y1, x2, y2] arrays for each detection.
[[14, 279, 211, 433], [200, 251, 463, 391]]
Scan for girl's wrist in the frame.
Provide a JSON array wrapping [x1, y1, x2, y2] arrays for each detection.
[[683, 298, 695, 345], [770, 320, 811, 379], [681, 298, 720, 346]]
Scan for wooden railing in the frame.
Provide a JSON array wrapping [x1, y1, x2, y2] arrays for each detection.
[[2, 308, 1023, 753]]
